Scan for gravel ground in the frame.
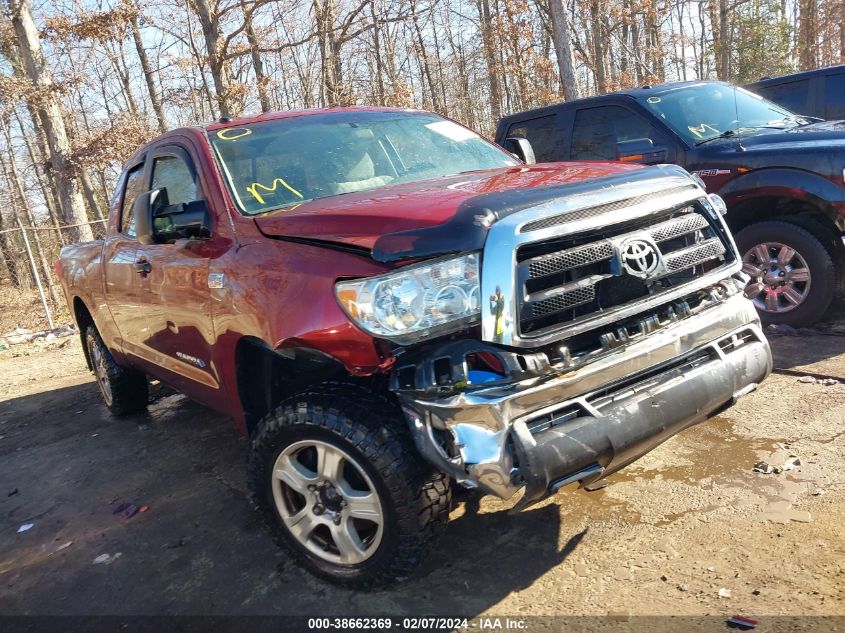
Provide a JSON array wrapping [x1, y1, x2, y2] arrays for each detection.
[[0, 329, 843, 629]]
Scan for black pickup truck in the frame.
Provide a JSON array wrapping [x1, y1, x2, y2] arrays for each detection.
[[496, 81, 845, 327]]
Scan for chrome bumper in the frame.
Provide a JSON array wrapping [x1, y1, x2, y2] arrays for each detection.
[[397, 292, 772, 510]]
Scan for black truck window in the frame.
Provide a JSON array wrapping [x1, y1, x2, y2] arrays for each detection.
[[570, 106, 652, 160], [824, 73, 845, 119], [758, 79, 811, 115], [152, 155, 199, 205], [506, 115, 561, 161], [120, 163, 146, 238]]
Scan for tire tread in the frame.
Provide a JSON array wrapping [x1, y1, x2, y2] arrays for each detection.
[[247, 382, 451, 588]]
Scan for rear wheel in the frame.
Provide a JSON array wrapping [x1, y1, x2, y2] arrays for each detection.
[[735, 220, 837, 327], [85, 325, 148, 416], [248, 383, 451, 587]]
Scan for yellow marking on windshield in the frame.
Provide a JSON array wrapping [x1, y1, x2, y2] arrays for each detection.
[[246, 178, 304, 204], [217, 128, 252, 141]]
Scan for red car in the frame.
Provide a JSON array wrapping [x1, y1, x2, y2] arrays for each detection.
[[58, 108, 771, 587]]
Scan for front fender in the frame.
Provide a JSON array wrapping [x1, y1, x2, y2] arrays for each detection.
[[718, 167, 845, 226]]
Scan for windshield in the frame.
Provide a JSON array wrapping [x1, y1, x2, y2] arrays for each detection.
[[639, 84, 796, 145], [208, 110, 519, 215]]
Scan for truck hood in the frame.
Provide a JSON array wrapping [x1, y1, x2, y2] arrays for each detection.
[[702, 120, 845, 154], [254, 162, 642, 262]]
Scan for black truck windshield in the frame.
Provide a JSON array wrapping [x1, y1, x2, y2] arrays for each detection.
[[209, 110, 518, 215], [639, 84, 797, 146]]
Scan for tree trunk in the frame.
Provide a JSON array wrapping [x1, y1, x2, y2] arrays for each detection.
[[589, 0, 607, 93], [411, 0, 441, 111], [840, 1, 845, 62], [13, 108, 63, 242], [0, 206, 28, 288], [79, 170, 104, 223], [797, 0, 817, 70], [630, 0, 644, 83], [0, 118, 58, 304], [130, 12, 167, 132], [477, 0, 502, 122], [369, 0, 386, 103], [190, 0, 241, 118], [240, 0, 272, 112], [430, 5, 449, 113], [647, 0, 665, 80], [314, 0, 345, 106], [9, 0, 93, 243], [718, 0, 730, 80], [548, 0, 578, 99]]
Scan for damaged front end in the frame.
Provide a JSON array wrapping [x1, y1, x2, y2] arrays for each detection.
[[388, 166, 772, 510], [392, 284, 771, 510]]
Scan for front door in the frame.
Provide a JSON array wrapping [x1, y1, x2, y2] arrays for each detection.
[[102, 162, 145, 348], [129, 146, 221, 406]]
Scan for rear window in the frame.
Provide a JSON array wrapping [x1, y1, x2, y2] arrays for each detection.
[[824, 73, 845, 119], [506, 115, 562, 161]]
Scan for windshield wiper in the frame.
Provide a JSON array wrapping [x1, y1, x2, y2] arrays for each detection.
[[695, 129, 736, 146], [777, 114, 824, 127], [695, 124, 792, 146]]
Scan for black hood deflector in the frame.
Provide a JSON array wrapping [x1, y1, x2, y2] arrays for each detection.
[[371, 166, 676, 263]]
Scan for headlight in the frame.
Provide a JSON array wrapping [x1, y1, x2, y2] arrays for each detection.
[[335, 253, 481, 342]]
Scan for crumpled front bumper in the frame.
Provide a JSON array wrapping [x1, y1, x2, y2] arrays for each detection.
[[396, 292, 772, 510]]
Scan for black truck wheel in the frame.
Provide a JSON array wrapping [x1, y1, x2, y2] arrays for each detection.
[[735, 220, 837, 327], [248, 383, 451, 588], [84, 325, 149, 416]]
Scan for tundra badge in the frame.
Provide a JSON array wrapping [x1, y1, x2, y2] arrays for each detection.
[[176, 352, 207, 368]]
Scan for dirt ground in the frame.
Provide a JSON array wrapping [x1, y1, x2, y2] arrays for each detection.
[[1, 322, 844, 629]]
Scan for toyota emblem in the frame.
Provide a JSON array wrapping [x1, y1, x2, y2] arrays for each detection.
[[620, 239, 661, 278]]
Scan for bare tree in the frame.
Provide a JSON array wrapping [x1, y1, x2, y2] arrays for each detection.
[[548, 0, 577, 99], [7, 0, 93, 243]]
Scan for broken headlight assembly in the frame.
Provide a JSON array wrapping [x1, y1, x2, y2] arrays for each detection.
[[335, 253, 481, 343]]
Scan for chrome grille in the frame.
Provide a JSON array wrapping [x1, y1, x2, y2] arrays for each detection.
[[520, 184, 696, 233], [649, 212, 709, 242], [531, 285, 596, 318], [479, 165, 742, 348], [664, 238, 725, 272], [517, 205, 732, 338], [527, 241, 613, 279]]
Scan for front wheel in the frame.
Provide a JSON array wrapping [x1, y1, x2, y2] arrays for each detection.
[[248, 383, 451, 588], [734, 220, 837, 327]]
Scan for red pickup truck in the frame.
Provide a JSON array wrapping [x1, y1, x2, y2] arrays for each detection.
[[58, 107, 771, 587]]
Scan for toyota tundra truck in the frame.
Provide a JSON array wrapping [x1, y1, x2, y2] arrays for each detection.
[[57, 107, 771, 587]]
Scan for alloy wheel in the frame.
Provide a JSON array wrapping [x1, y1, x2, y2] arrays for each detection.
[[741, 241, 812, 314], [271, 439, 384, 565]]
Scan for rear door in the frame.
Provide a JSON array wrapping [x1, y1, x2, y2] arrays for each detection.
[[502, 110, 571, 162], [130, 145, 221, 403]]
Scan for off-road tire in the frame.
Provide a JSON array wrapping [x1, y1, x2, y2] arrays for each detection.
[[84, 325, 148, 416], [248, 382, 451, 588], [734, 220, 838, 327]]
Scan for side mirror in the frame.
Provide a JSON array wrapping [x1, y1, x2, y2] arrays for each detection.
[[503, 137, 536, 164], [134, 188, 211, 245], [134, 189, 163, 246], [614, 138, 667, 165]]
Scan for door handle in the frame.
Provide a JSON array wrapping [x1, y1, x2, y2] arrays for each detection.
[[134, 258, 151, 274]]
